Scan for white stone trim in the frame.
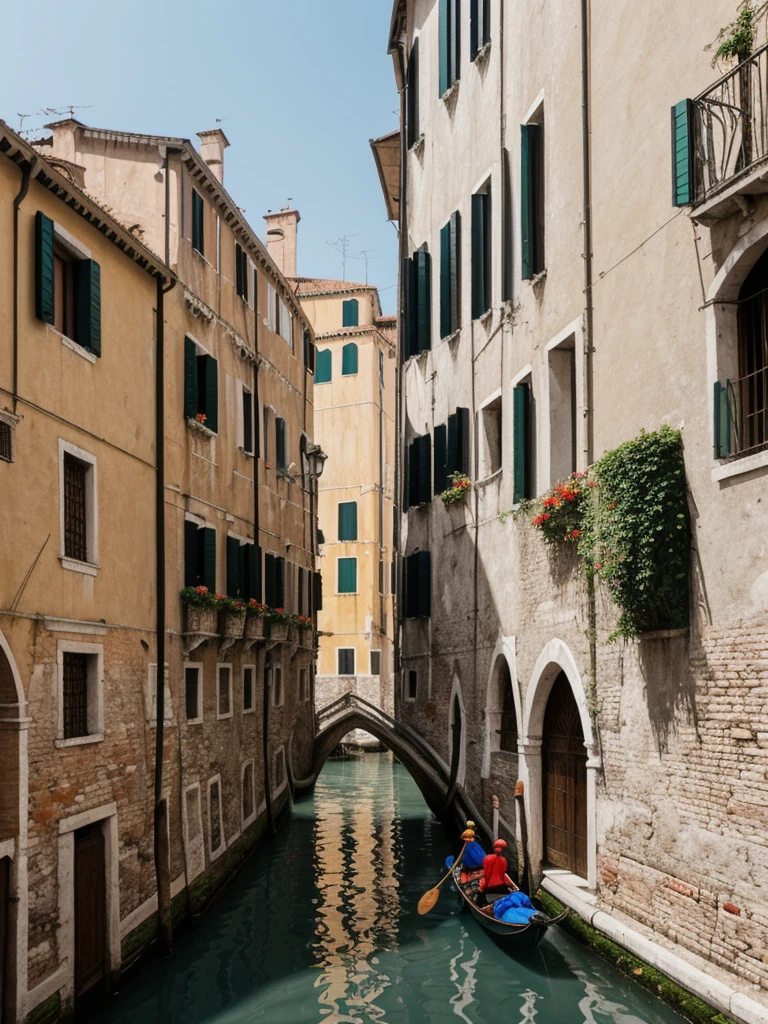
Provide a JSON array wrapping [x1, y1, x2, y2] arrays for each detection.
[[146, 663, 173, 727], [509, 362, 533, 389], [47, 326, 98, 364], [181, 782, 205, 882], [43, 617, 109, 635], [712, 447, 768, 482], [522, 89, 545, 127], [58, 438, 99, 568], [55, 640, 104, 744], [53, 220, 91, 260], [207, 775, 226, 861], [481, 636, 519, 778]]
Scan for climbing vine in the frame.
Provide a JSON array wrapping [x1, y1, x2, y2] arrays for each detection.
[[712, 1, 768, 66]]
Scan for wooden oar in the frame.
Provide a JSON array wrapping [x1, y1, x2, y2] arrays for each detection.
[[417, 843, 466, 915]]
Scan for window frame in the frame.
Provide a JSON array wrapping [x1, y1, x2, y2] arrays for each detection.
[[478, 391, 503, 481], [207, 775, 225, 860], [338, 648, 356, 676], [338, 500, 358, 541], [241, 760, 257, 829], [240, 382, 254, 456], [370, 650, 381, 676], [0, 412, 17, 464], [192, 189, 205, 256], [337, 556, 358, 594], [58, 438, 99, 575], [146, 662, 173, 727], [184, 662, 203, 725], [405, 669, 418, 702], [55, 640, 104, 748], [217, 664, 233, 721], [471, 181, 492, 320]]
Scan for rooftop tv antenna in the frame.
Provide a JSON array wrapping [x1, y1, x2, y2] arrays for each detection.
[[351, 249, 379, 285], [327, 234, 358, 281]]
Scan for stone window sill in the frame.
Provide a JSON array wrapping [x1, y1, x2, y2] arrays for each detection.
[[712, 447, 768, 482], [409, 133, 425, 156], [441, 80, 460, 104], [55, 733, 104, 749], [47, 326, 98, 363], [186, 417, 216, 438], [59, 556, 100, 577]]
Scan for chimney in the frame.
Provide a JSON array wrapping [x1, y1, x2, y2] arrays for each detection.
[[197, 129, 230, 183], [263, 207, 301, 279]]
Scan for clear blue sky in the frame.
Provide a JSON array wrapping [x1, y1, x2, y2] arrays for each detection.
[[1, 0, 399, 312]]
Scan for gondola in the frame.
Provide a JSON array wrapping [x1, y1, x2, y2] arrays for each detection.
[[451, 863, 568, 950]]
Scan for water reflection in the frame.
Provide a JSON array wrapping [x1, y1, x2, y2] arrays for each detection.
[[90, 753, 683, 1024]]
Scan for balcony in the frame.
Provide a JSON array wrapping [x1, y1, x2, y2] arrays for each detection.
[[687, 43, 768, 222], [715, 366, 768, 461]]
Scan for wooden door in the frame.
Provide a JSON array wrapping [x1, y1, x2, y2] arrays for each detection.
[[0, 857, 9, 1022], [74, 824, 106, 1000], [543, 673, 588, 878]]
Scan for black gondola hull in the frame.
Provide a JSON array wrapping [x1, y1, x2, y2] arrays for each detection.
[[452, 866, 567, 950]]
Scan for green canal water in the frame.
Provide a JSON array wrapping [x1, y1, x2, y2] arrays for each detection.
[[93, 753, 684, 1023]]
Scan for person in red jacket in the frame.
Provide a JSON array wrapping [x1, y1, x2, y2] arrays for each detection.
[[478, 839, 514, 906]]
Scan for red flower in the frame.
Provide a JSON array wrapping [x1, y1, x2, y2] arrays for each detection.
[[194, 586, 209, 595], [588, 481, 597, 488], [609, 502, 616, 509], [595, 562, 603, 570], [571, 529, 580, 538]]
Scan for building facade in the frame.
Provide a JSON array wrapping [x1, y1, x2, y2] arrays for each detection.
[[0, 118, 318, 1022], [384, 0, 768, 1016]]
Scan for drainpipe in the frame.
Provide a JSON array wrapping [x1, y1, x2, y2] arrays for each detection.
[[154, 272, 176, 956], [13, 157, 37, 415], [394, 36, 407, 707]]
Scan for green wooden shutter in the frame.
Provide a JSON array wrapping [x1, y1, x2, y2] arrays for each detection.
[[513, 383, 531, 503], [338, 501, 358, 541], [35, 211, 55, 325], [275, 417, 286, 469], [184, 521, 199, 587], [418, 434, 431, 504], [450, 212, 461, 334], [342, 299, 359, 327], [407, 438, 420, 507], [447, 413, 459, 475], [416, 248, 431, 352], [184, 337, 198, 419], [502, 148, 514, 301], [204, 355, 218, 433], [298, 567, 304, 616], [521, 125, 538, 280], [76, 259, 101, 356], [276, 557, 286, 607], [342, 343, 359, 375], [338, 557, 357, 593], [449, 0, 460, 86], [203, 528, 217, 593], [672, 100, 695, 207], [439, 0, 449, 95], [470, 0, 479, 58], [407, 39, 420, 148], [313, 571, 323, 612], [192, 191, 204, 253], [227, 536, 241, 596], [316, 349, 332, 383], [713, 381, 732, 458], [243, 388, 253, 453], [472, 192, 488, 318], [434, 424, 448, 493], [440, 220, 451, 339], [265, 554, 275, 606], [417, 550, 431, 617], [457, 407, 470, 474]]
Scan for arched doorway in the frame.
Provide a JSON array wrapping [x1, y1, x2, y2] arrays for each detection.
[[542, 672, 587, 877]]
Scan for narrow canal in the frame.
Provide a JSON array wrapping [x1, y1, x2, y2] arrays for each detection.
[[93, 753, 684, 1023]]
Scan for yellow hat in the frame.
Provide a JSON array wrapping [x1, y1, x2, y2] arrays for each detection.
[[466, 820, 476, 829], [461, 828, 475, 841]]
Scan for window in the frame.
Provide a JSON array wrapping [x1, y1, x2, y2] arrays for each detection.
[[548, 338, 577, 484], [183, 785, 205, 881], [439, 0, 460, 96], [184, 337, 218, 433], [472, 184, 492, 319], [263, 406, 271, 463], [217, 665, 232, 719], [273, 748, 285, 789], [370, 651, 381, 676], [272, 666, 283, 707], [435, 407, 471, 483], [242, 385, 254, 454], [405, 247, 431, 357], [264, 554, 286, 608], [275, 417, 287, 470], [266, 281, 277, 331], [185, 665, 202, 723], [406, 669, 418, 701], [299, 668, 309, 702], [434, 424, 448, 494], [338, 557, 357, 594], [242, 762, 255, 825], [36, 212, 101, 356], [0, 418, 13, 463], [184, 520, 216, 591], [192, 190, 204, 255], [342, 342, 359, 375], [147, 663, 172, 726], [59, 440, 97, 570], [342, 299, 359, 327], [405, 551, 431, 619], [338, 501, 358, 541], [226, 536, 261, 600], [235, 242, 249, 302], [406, 39, 420, 148], [316, 349, 332, 384], [338, 648, 356, 675], [243, 666, 255, 713], [304, 330, 316, 373], [313, 570, 323, 613], [470, 0, 491, 58], [479, 395, 502, 478], [278, 297, 293, 347], [407, 434, 432, 507], [521, 116, 545, 279], [57, 642, 103, 746], [499, 679, 518, 753], [209, 779, 223, 856], [440, 211, 461, 339], [513, 379, 534, 503]]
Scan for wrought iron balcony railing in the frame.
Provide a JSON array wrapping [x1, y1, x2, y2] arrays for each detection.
[[692, 42, 768, 205], [715, 366, 768, 459]]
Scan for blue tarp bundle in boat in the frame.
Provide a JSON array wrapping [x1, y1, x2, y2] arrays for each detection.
[[493, 891, 537, 925], [445, 841, 486, 871]]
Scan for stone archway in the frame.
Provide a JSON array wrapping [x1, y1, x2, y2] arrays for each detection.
[[481, 637, 520, 779], [521, 639, 599, 889]]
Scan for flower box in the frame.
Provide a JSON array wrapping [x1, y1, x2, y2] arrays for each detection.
[[245, 615, 266, 640], [185, 606, 218, 635], [220, 611, 246, 639], [301, 630, 313, 649], [270, 620, 289, 642]]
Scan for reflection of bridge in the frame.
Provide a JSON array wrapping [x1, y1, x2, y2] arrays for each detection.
[[294, 693, 486, 830]]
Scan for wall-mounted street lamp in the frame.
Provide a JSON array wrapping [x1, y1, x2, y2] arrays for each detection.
[[306, 442, 328, 480]]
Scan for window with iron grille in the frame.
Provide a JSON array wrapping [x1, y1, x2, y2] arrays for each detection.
[[63, 652, 90, 738], [64, 453, 88, 562], [338, 648, 355, 676], [0, 421, 13, 463]]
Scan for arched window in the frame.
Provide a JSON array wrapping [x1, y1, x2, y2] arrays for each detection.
[[499, 679, 518, 752], [316, 349, 332, 384], [342, 343, 358, 376], [735, 248, 768, 453]]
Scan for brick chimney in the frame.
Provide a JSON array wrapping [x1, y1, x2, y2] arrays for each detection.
[[197, 129, 230, 183], [264, 207, 300, 279]]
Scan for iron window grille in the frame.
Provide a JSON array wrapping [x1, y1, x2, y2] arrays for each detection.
[[63, 652, 89, 738], [63, 453, 88, 562]]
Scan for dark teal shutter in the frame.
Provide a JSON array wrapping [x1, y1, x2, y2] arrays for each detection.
[[276, 417, 286, 469], [314, 571, 323, 612], [440, 221, 451, 339], [243, 388, 253, 453], [316, 349, 332, 383], [418, 434, 431, 504], [434, 425, 448, 493], [415, 248, 431, 352], [450, 212, 461, 334], [404, 256, 418, 357], [203, 528, 217, 593], [457, 407, 470, 474], [502, 148, 514, 301], [521, 125, 540, 280], [713, 381, 732, 458], [204, 355, 218, 433], [439, 0, 449, 95], [513, 383, 531, 503], [472, 192, 489, 318], [251, 544, 262, 601], [417, 550, 431, 617], [672, 100, 695, 207], [338, 556, 357, 593], [447, 413, 459, 475], [304, 330, 315, 372], [35, 211, 55, 325], [192, 191, 204, 253], [342, 343, 359, 375], [470, 0, 480, 58], [276, 557, 286, 607], [338, 501, 358, 541], [342, 299, 359, 327], [405, 555, 416, 618], [227, 536, 241, 597], [184, 521, 198, 587], [76, 259, 101, 356], [406, 39, 420, 148], [407, 438, 419, 507], [265, 554, 275, 606], [184, 337, 198, 419], [298, 567, 304, 616], [449, 0, 460, 86]]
